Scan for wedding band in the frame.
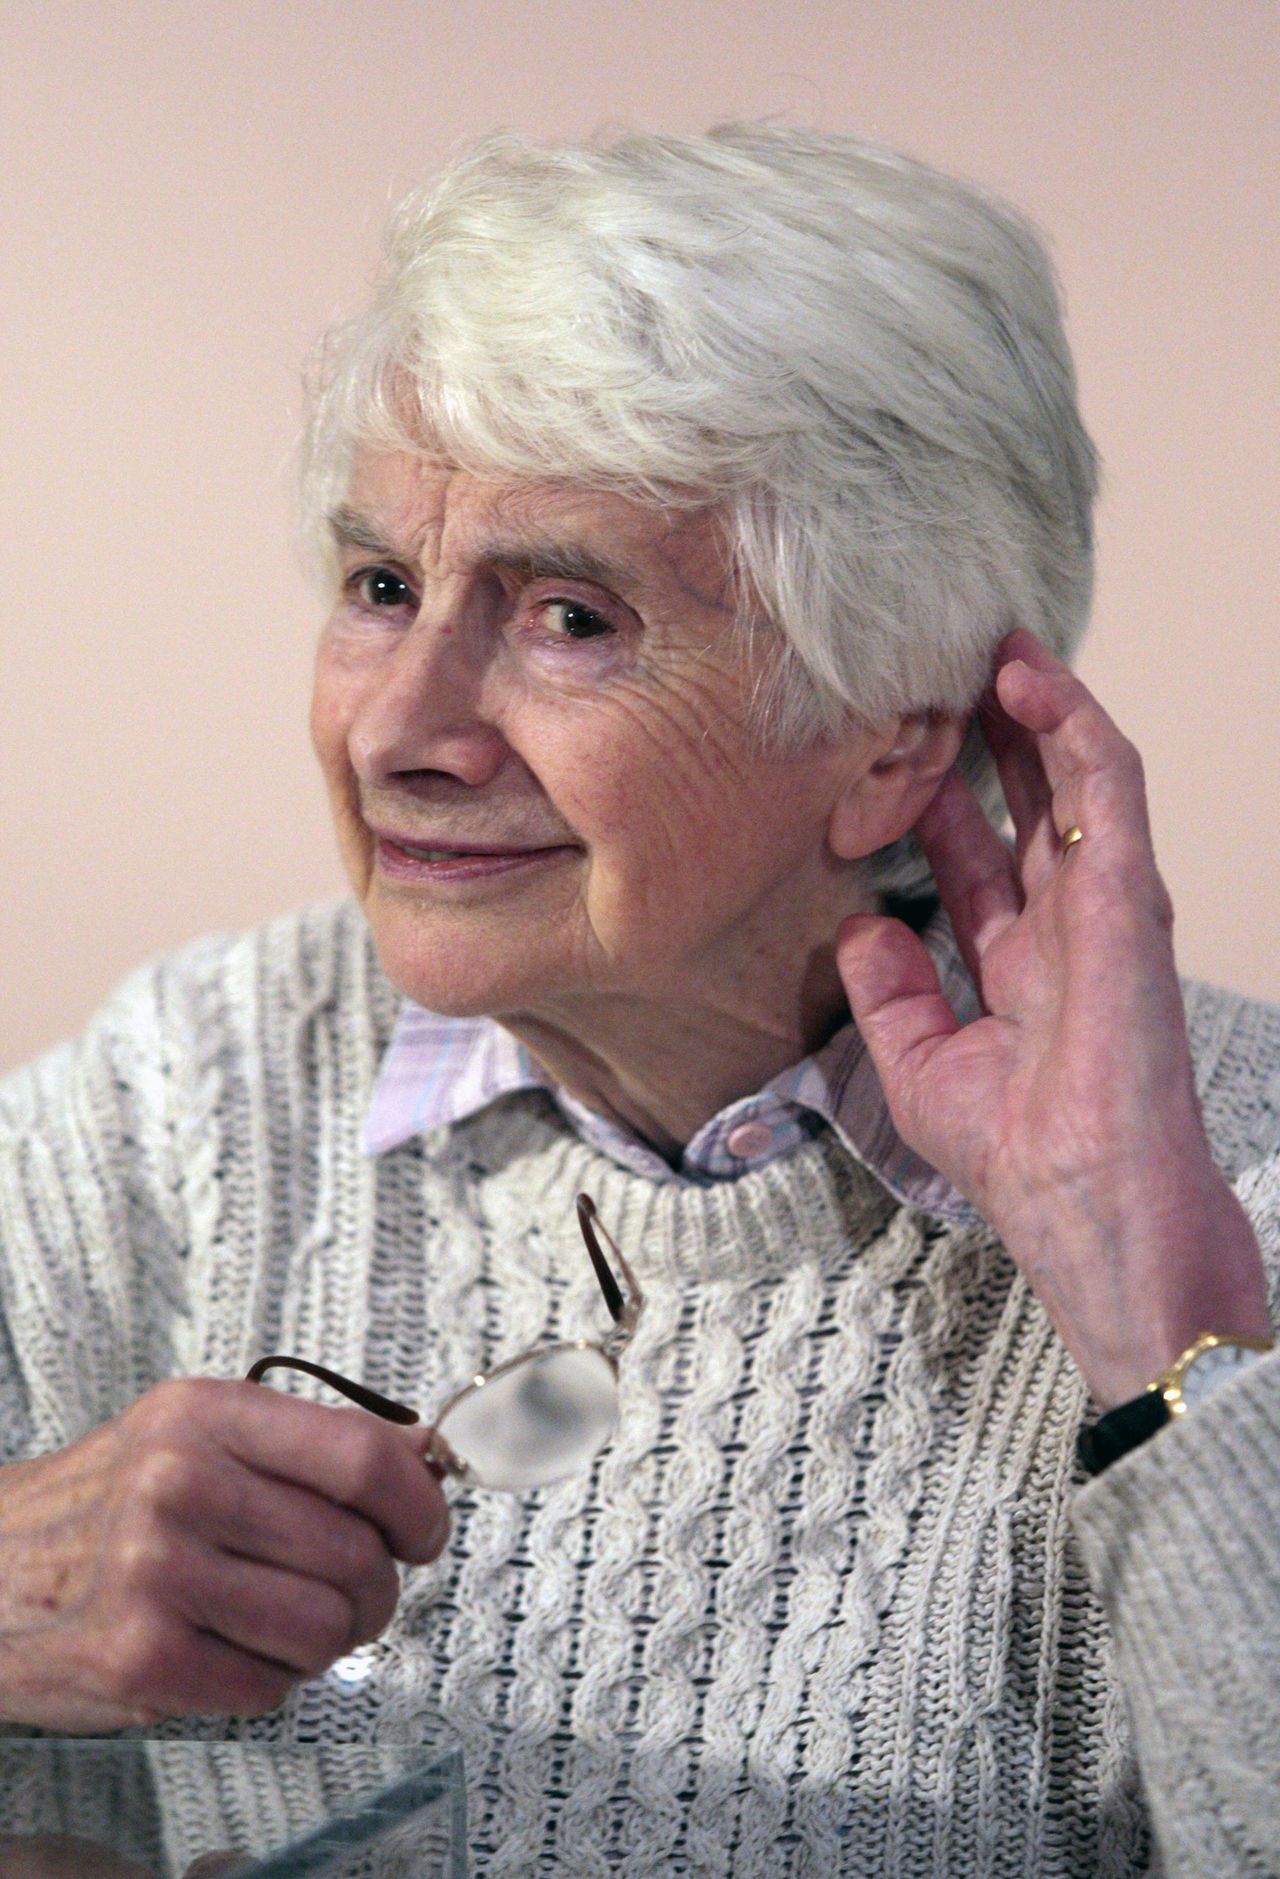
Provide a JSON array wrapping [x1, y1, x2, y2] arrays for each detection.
[[1061, 825, 1084, 856]]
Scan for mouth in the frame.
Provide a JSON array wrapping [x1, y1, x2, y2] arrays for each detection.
[[371, 830, 578, 885], [391, 840, 509, 861]]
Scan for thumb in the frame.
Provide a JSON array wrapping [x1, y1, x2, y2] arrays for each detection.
[[835, 913, 959, 1128]]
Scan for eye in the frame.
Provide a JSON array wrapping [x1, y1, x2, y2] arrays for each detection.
[[540, 598, 613, 641], [347, 567, 416, 612]]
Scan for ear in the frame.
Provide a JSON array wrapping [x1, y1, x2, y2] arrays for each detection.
[[826, 712, 967, 861]]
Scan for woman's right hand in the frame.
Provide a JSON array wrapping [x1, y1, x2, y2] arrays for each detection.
[[0, 1377, 449, 1731]]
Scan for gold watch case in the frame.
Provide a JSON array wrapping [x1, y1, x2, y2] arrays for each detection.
[[1157, 1332, 1274, 1417]]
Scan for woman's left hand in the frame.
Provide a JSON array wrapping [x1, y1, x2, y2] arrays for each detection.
[[836, 628, 1270, 1408]]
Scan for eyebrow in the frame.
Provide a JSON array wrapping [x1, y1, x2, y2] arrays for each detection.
[[325, 505, 639, 593]]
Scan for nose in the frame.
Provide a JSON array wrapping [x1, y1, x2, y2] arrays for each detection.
[[347, 606, 508, 791]]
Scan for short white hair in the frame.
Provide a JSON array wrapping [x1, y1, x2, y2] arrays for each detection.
[[301, 123, 1099, 899]]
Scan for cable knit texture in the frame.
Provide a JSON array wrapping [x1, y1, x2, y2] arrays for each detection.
[[2, 898, 1279, 1876]]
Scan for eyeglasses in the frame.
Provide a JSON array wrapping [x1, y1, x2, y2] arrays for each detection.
[[246, 1193, 642, 1492]]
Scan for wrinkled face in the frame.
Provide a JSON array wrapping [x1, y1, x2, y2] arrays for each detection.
[[311, 450, 875, 1025]]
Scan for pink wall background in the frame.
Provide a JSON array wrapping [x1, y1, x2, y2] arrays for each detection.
[[2, 0, 1277, 1069]]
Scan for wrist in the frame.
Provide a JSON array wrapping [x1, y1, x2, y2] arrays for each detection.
[[1105, 1203, 1270, 1404], [1008, 1177, 1271, 1409], [1077, 1330, 1275, 1476]]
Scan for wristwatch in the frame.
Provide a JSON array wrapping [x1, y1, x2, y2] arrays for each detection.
[[1076, 1332, 1274, 1476]]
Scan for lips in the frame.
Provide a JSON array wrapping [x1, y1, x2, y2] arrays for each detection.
[[371, 829, 568, 858], [391, 838, 520, 860], [370, 829, 578, 885]]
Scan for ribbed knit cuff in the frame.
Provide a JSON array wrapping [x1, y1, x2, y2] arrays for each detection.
[[1071, 1351, 1280, 1876]]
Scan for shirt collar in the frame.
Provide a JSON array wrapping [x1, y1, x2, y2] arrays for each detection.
[[362, 902, 980, 1224]]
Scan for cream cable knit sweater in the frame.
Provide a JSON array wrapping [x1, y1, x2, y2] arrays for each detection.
[[2, 898, 1279, 1877]]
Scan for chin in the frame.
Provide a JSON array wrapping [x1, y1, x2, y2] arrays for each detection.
[[366, 917, 542, 1020]]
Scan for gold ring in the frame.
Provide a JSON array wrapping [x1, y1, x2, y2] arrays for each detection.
[[1061, 825, 1084, 856]]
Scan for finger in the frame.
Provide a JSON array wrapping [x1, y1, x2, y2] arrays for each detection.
[[127, 1435, 401, 1650], [995, 643, 1162, 893], [167, 1630, 299, 1719], [196, 1459, 402, 1637], [144, 1380, 449, 1565], [102, 1607, 297, 1721], [913, 768, 1022, 986], [185, 1551, 355, 1676], [980, 648, 1059, 888], [835, 912, 960, 1140], [992, 630, 1163, 880], [995, 630, 1140, 818]]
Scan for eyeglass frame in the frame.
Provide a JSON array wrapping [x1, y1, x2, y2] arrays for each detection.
[[245, 1193, 643, 1487]]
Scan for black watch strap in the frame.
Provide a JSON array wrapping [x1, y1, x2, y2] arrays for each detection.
[[1076, 1387, 1169, 1476]]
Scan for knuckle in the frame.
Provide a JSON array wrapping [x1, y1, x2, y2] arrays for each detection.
[[130, 1443, 203, 1513], [128, 1376, 222, 1444], [1072, 713, 1138, 780], [113, 1523, 181, 1595]]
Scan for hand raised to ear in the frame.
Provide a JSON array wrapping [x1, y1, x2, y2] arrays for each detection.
[[836, 629, 1269, 1408]]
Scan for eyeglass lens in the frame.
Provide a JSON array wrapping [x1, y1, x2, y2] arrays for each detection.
[[436, 1345, 619, 1491]]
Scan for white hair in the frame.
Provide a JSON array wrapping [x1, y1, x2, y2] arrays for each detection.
[[300, 123, 1100, 899]]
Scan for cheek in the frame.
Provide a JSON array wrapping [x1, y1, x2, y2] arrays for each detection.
[[551, 725, 674, 851], [310, 647, 356, 789], [309, 653, 370, 888], [579, 724, 837, 935], [559, 741, 756, 937]]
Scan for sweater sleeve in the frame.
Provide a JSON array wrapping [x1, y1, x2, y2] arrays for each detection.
[[1071, 1146, 1280, 1877], [0, 946, 222, 1462]]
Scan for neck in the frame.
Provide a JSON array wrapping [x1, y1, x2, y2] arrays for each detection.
[[500, 921, 870, 1163]]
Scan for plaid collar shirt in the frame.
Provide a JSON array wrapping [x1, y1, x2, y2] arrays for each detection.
[[363, 902, 980, 1225]]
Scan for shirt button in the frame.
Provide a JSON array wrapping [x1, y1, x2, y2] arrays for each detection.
[[725, 1119, 776, 1161]]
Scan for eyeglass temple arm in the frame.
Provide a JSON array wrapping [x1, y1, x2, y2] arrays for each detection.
[[248, 1205, 631, 1415], [245, 1354, 420, 1425], [576, 1193, 642, 1334]]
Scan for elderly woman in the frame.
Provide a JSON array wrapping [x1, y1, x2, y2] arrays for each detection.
[[1, 125, 1277, 1876]]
